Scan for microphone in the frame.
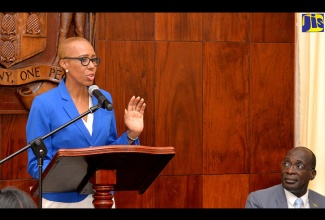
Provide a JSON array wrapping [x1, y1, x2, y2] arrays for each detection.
[[88, 85, 113, 111]]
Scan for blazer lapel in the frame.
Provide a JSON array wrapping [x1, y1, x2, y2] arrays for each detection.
[[60, 82, 93, 145], [309, 193, 320, 208], [278, 184, 289, 208], [90, 95, 101, 141]]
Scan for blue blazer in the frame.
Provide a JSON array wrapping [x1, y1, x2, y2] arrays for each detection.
[[26, 79, 139, 202], [245, 183, 325, 208]]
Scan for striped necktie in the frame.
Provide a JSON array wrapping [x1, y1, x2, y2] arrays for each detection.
[[294, 197, 303, 208]]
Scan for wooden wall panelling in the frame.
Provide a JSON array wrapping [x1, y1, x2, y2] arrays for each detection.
[[203, 13, 250, 42], [94, 39, 106, 90], [248, 173, 282, 193], [82, 13, 293, 208], [203, 42, 249, 175], [105, 13, 155, 41], [0, 12, 298, 208], [251, 13, 295, 43], [96, 13, 156, 208], [0, 114, 29, 179], [114, 184, 155, 208], [201, 13, 251, 208], [249, 43, 294, 175], [0, 87, 28, 113], [245, 12, 295, 202], [99, 12, 156, 145], [94, 13, 106, 41], [104, 41, 155, 146], [155, 175, 202, 208], [102, 40, 156, 208], [155, 42, 203, 175], [97, 13, 294, 208], [203, 174, 249, 208], [93, 13, 106, 91], [155, 13, 202, 41]]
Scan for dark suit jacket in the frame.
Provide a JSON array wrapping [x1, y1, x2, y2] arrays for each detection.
[[245, 183, 325, 208]]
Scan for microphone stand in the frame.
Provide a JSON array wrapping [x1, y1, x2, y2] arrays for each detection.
[[0, 104, 100, 208]]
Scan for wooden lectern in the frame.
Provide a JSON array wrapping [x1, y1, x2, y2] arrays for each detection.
[[30, 145, 175, 208]]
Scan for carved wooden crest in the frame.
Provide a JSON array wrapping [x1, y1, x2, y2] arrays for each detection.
[[0, 12, 47, 68], [0, 12, 95, 111]]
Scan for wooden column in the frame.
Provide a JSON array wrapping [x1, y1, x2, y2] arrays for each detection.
[[90, 170, 116, 208]]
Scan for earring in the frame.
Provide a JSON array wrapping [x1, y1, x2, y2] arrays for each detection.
[[66, 69, 68, 73]]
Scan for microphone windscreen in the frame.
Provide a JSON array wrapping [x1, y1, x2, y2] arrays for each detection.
[[88, 85, 99, 96]]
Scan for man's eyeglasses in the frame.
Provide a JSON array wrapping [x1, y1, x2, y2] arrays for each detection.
[[63, 57, 101, 66], [280, 161, 314, 171]]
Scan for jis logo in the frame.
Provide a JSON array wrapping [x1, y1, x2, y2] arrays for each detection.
[[302, 14, 324, 32]]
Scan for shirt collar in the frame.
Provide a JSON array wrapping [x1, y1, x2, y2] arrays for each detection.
[[284, 188, 309, 208]]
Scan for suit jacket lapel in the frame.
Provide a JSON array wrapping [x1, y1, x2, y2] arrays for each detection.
[[90, 96, 101, 141], [59, 81, 93, 145], [309, 192, 320, 208], [278, 184, 289, 208]]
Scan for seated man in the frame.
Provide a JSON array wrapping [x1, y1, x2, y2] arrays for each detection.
[[245, 146, 325, 208]]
